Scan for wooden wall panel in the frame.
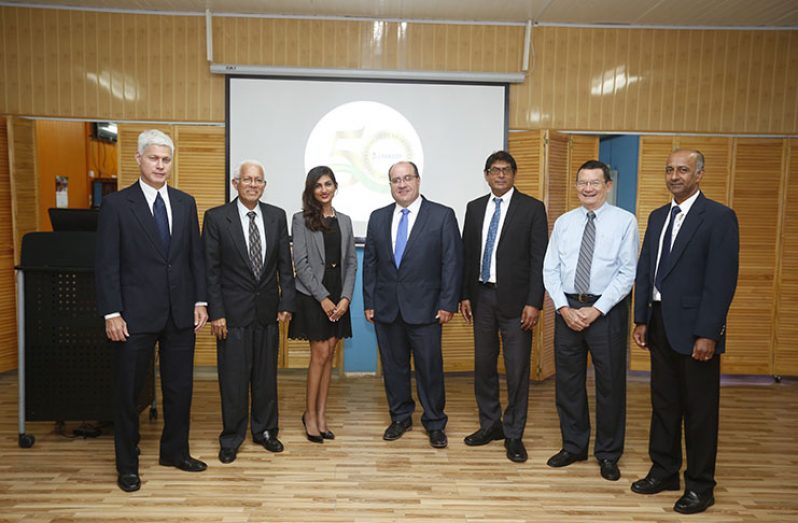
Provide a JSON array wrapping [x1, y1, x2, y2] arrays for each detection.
[[2, 7, 797, 135], [0, 117, 17, 372], [9, 117, 38, 266], [774, 140, 798, 376], [724, 139, 783, 375]]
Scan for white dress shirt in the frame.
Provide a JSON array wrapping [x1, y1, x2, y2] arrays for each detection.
[[391, 196, 422, 250], [237, 199, 266, 264], [652, 190, 701, 302], [139, 178, 172, 233], [479, 187, 514, 283]]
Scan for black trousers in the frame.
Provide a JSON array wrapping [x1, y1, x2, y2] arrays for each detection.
[[375, 318, 447, 431], [647, 303, 720, 495], [553, 297, 628, 461], [113, 317, 196, 475], [217, 323, 280, 450], [472, 285, 532, 439]]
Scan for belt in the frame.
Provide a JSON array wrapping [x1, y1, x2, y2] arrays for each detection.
[[565, 293, 601, 304], [479, 281, 496, 289]]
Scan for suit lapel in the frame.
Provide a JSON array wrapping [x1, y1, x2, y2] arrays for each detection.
[[661, 194, 706, 280], [403, 197, 430, 258], [648, 205, 669, 279], [166, 187, 184, 261], [496, 191, 518, 249], [127, 183, 167, 259], [380, 205, 397, 268], [226, 200, 251, 270]]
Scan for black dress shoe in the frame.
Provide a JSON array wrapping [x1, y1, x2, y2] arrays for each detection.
[[674, 490, 715, 514], [599, 459, 621, 481], [158, 456, 208, 472], [256, 430, 285, 452], [464, 425, 505, 446], [546, 449, 588, 468], [117, 473, 141, 492], [504, 438, 528, 463], [320, 430, 335, 440], [427, 429, 448, 449], [383, 420, 412, 441], [302, 415, 323, 444], [218, 447, 237, 464], [630, 475, 680, 495]]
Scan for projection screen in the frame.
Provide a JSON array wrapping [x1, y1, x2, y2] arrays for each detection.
[[226, 76, 508, 239]]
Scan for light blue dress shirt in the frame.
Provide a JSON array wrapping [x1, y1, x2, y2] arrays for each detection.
[[543, 203, 639, 315]]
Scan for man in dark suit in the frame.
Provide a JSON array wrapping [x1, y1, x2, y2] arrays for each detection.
[[95, 129, 209, 493], [363, 161, 463, 449], [631, 149, 739, 514], [459, 150, 548, 463], [202, 160, 295, 464]]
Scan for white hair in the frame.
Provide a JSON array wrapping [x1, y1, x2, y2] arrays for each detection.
[[137, 129, 174, 156], [233, 159, 266, 180]]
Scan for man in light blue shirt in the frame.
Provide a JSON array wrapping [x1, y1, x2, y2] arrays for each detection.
[[542, 160, 638, 482]]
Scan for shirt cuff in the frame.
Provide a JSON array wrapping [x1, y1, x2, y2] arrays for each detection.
[[195, 302, 208, 308], [104, 312, 121, 320]]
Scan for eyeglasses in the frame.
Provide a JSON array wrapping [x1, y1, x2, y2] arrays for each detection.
[[238, 177, 265, 186], [576, 180, 604, 189], [487, 166, 513, 175], [389, 174, 419, 185]]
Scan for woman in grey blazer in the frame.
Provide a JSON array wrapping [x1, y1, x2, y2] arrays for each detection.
[[289, 166, 357, 443]]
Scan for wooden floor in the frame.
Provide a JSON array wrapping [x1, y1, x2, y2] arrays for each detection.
[[0, 369, 797, 523]]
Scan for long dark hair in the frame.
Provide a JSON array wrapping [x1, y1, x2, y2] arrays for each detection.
[[302, 165, 338, 232]]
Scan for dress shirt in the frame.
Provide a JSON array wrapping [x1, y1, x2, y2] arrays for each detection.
[[543, 203, 639, 315], [237, 199, 266, 265], [479, 187, 514, 283], [391, 196, 422, 250], [139, 178, 172, 233], [652, 190, 701, 302]]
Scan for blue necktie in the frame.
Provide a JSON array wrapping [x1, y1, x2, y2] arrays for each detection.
[[153, 192, 170, 252], [394, 208, 409, 267], [481, 197, 502, 282], [655, 205, 681, 293]]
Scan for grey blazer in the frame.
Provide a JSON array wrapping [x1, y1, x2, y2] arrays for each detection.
[[291, 210, 357, 303]]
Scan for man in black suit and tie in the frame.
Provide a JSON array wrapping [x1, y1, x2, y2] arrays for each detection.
[[363, 161, 463, 449], [95, 129, 209, 493], [203, 160, 295, 464], [631, 149, 739, 514], [459, 150, 548, 463]]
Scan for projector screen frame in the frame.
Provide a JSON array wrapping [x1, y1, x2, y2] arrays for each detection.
[[224, 74, 510, 243]]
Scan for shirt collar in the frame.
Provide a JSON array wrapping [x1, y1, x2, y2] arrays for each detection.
[[138, 178, 167, 200], [237, 198, 260, 218], [395, 195, 422, 215], [490, 187, 515, 204], [671, 190, 701, 215], [581, 201, 610, 218]]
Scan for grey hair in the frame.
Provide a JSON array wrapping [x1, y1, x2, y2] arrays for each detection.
[[673, 148, 705, 172], [137, 129, 174, 156], [233, 159, 266, 180]]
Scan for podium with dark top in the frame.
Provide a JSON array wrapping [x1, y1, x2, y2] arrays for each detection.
[[16, 216, 154, 448]]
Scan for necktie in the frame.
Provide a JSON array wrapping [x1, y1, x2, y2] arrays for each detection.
[[480, 197, 503, 282], [247, 211, 263, 279], [394, 208, 409, 267], [655, 205, 682, 293], [153, 192, 170, 252], [574, 211, 596, 294]]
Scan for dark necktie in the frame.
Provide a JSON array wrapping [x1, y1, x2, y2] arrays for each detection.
[[247, 211, 263, 279], [655, 205, 682, 293], [574, 211, 596, 294], [394, 208, 409, 267], [153, 192, 170, 252], [481, 197, 502, 282]]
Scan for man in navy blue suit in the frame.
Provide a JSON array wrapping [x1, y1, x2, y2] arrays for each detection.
[[631, 149, 739, 515], [363, 161, 463, 449], [96, 129, 209, 492]]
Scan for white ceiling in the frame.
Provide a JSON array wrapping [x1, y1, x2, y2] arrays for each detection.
[[2, 0, 797, 27]]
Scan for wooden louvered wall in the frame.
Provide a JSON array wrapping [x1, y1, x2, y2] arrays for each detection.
[[631, 137, 798, 376], [0, 118, 16, 371]]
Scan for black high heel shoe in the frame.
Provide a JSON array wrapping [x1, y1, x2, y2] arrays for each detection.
[[320, 430, 335, 440], [302, 414, 323, 444]]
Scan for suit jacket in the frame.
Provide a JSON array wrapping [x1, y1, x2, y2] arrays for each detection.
[[291, 210, 357, 302], [461, 189, 548, 316], [203, 199, 296, 327], [634, 192, 739, 355], [363, 196, 463, 325], [95, 182, 207, 333]]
